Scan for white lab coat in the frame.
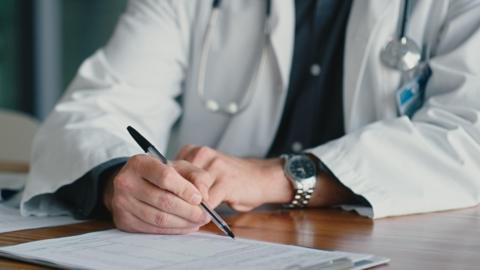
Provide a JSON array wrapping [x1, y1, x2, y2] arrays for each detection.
[[22, 0, 480, 218]]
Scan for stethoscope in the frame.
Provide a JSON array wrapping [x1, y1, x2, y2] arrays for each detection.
[[198, 0, 421, 116], [380, 0, 422, 71], [197, 0, 272, 115]]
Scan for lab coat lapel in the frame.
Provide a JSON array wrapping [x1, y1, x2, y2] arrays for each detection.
[[269, 0, 295, 91], [343, 0, 394, 130]]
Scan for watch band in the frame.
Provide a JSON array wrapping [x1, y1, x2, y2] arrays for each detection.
[[286, 181, 314, 208], [281, 154, 317, 208]]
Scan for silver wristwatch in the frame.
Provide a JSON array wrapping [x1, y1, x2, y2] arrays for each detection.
[[281, 154, 318, 208]]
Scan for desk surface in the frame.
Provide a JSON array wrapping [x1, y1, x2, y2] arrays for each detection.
[[0, 207, 479, 270]]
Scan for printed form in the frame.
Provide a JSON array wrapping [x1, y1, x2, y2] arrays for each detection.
[[0, 229, 389, 270]]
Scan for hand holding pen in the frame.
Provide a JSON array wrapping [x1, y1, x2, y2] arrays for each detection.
[[122, 126, 234, 237], [102, 126, 234, 238]]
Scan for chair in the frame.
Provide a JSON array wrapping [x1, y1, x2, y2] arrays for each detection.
[[0, 109, 39, 170]]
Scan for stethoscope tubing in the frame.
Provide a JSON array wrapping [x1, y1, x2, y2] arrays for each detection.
[[399, 0, 410, 39], [196, 0, 272, 116]]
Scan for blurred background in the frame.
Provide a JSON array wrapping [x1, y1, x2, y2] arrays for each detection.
[[0, 0, 127, 120]]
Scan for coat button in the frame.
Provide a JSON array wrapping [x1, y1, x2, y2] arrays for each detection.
[[310, 64, 321, 76], [292, 142, 303, 152]]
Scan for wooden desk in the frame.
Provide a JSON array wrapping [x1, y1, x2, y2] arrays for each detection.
[[0, 207, 479, 269], [0, 161, 28, 173]]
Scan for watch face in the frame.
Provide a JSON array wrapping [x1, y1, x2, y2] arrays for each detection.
[[287, 155, 316, 180]]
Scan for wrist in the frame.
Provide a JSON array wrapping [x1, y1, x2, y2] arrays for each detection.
[[259, 158, 294, 204], [102, 167, 121, 212]]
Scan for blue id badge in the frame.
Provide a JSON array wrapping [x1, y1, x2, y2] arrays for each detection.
[[396, 64, 432, 117]]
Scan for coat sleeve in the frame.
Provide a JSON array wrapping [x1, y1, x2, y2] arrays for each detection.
[[21, 0, 198, 216], [310, 0, 480, 218]]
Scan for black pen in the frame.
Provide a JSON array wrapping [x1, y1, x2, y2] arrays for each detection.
[[126, 126, 235, 239]]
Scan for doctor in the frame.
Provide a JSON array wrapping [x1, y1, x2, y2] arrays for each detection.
[[22, 0, 480, 235]]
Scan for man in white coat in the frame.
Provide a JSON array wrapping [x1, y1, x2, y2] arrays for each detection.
[[22, 0, 480, 235]]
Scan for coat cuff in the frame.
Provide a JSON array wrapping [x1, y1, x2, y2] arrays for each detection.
[[54, 158, 128, 219], [307, 139, 388, 219]]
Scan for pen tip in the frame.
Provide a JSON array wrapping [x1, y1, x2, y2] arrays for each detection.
[[227, 231, 235, 239]]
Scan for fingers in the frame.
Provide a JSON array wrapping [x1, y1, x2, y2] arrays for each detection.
[[176, 145, 216, 169], [125, 177, 210, 224], [175, 145, 230, 210], [113, 210, 200, 235], [123, 194, 209, 229], [127, 155, 203, 205], [172, 160, 214, 200], [175, 144, 197, 160]]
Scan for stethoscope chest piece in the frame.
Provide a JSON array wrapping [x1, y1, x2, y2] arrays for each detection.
[[381, 36, 421, 71], [380, 0, 421, 72]]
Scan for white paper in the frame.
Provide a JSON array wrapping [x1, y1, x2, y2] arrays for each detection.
[[0, 229, 389, 270], [0, 204, 81, 233]]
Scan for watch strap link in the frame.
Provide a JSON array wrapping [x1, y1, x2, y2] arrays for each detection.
[[285, 184, 314, 208]]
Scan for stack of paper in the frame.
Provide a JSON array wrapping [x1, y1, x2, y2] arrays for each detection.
[[0, 229, 389, 269]]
